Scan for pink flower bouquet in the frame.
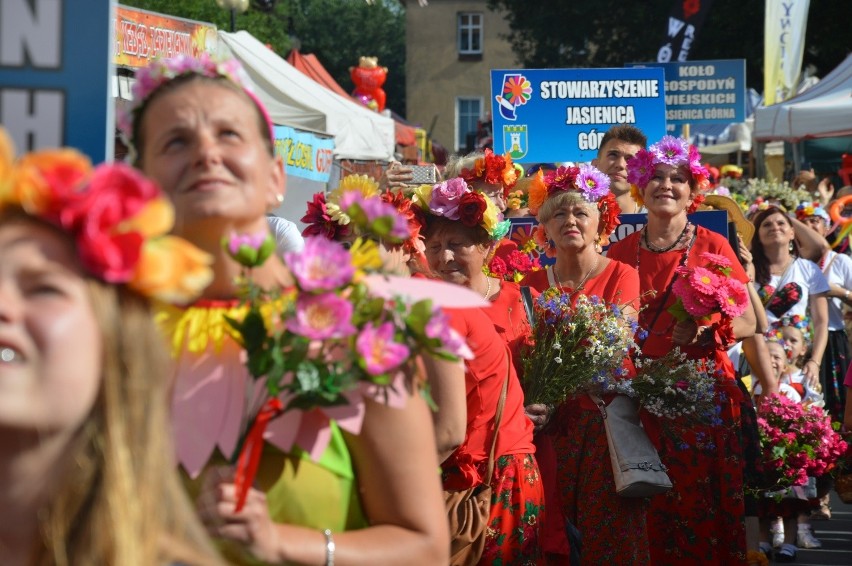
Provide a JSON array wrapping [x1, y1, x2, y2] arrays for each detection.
[[668, 251, 749, 322], [756, 393, 848, 494]]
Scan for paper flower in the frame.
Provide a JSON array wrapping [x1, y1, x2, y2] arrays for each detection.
[[287, 292, 357, 339], [357, 321, 410, 377], [286, 236, 355, 292]]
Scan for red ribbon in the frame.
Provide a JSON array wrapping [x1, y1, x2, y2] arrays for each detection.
[[234, 397, 283, 512]]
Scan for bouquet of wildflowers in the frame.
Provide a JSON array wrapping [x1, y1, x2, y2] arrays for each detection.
[[223, 192, 471, 509], [668, 251, 749, 323], [756, 393, 848, 494], [625, 348, 719, 423], [521, 288, 636, 406], [484, 240, 541, 283]]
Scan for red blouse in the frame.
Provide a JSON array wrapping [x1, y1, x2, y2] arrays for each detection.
[[521, 258, 640, 312], [443, 306, 536, 488], [485, 280, 535, 378], [607, 225, 748, 377]]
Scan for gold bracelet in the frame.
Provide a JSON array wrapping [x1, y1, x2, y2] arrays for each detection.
[[806, 359, 821, 367]]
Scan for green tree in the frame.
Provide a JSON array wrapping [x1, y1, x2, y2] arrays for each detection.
[[486, 0, 848, 92], [121, 0, 407, 112]]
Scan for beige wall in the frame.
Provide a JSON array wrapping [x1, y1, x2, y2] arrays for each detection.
[[405, 0, 517, 154]]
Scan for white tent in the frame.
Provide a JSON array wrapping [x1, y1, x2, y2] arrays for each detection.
[[218, 31, 395, 161], [754, 54, 852, 142]]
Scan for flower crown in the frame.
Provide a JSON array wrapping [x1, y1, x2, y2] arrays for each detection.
[[459, 149, 519, 194], [768, 314, 812, 345], [627, 136, 710, 214], [411, 177, 510, 240], [795, 201, 830, 223], [117, 54, 274, 151], [0, 128, 212, 304], [527, 164, 621, 239]]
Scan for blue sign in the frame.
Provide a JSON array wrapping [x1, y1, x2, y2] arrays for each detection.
[[491, 67, 667, 164], [273, 126, 335, 183], [626, 59, 746, 127], [0, 0, 114, 163]]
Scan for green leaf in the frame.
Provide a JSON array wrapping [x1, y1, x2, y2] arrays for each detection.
[[405, 300, 434, 335], [666, 299, 691, 323], [241, 309, 268, 352]]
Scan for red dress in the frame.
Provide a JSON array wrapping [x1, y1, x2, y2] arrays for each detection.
[[443, 306, 544, 565], [485, 280, 535, 378], [523, 259, 650, 564], [608, 226, 747, 565]]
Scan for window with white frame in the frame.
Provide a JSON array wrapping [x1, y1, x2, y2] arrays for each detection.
[[456, 98, 482, 152], [458, 12, 482, 55]]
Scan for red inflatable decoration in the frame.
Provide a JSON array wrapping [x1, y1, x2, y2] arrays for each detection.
[[350, 56, 387, 112]]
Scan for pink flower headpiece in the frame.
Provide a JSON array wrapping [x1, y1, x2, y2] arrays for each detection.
[[627, 135, 710, 191], [117, 54, 274, 152]]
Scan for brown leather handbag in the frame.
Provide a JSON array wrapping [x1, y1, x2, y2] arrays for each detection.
[[444, 361, 509, 566]]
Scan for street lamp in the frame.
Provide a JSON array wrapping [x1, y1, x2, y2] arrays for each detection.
[[216, 0, 250, 32]]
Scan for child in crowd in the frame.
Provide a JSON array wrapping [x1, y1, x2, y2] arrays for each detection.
[[757, 330, 823, 562]]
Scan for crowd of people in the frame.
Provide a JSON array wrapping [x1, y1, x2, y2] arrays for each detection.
[[2, 53, 851, 566]]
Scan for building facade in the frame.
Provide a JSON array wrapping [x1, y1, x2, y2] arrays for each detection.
[[404, 0, 518, 155]]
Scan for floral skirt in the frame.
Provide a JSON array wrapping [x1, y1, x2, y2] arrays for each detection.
[[543, 401, 649, 565], [644, 379, 747, 565], [444, 453, 545, 566]]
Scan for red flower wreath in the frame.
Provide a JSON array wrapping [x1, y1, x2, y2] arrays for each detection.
[[457, 191, 488, 227]]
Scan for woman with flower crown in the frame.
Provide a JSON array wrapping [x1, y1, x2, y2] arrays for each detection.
[[607, 136, 756, 564], [121, 54, 450, 565], [520, 164, 649, 564], [0, 129, 222, 565], [412, 177, 545, 564]]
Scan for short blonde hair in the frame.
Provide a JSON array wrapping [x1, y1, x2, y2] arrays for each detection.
[[444, 150, 483, 179], [537, 191, 599, 225]]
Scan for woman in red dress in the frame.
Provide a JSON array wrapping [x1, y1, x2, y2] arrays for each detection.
[[521, 164, 649, 564], [607, 136, 756, 565], [417, 177, 544, 565]]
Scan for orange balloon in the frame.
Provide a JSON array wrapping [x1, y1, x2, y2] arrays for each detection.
[[828, 194, 852, 226]]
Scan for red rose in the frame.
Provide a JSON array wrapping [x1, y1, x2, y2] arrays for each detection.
[[60, 163, 159, 234], [76, 231, 144, 283], [457, 191, 487, 227]]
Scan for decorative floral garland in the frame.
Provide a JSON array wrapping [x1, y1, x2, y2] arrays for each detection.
[[0, 128, 212, 304], [411, 177, 510, 240], [795, 201, 830, 222], [627, 135, 710, 214], [527, 164, 621, 240], [459, 148, 518, 193]]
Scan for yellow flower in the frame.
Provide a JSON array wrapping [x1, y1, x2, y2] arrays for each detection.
[[629, 183, 644, 207], [120, 196, 174, 237], [481, 195, 499, 232], [327, 174, 380, 225], [411, 183, 433, 209], [350, 237, 382, 277], [130, 236, 213, 305]]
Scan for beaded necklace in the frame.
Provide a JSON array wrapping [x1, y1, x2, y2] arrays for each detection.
[[642, 221, 691, 253]]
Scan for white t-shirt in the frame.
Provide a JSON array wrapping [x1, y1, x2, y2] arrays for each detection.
[[267, 216, 305, 255], [819, 251, 852, 330], [763, 258, 830, 323]]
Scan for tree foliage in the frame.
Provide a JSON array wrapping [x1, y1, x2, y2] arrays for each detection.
[[121, 0, 406, 112], [486, 0, 849, 92]]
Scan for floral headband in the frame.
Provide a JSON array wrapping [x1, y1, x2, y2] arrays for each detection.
[[627, 136, 710, 214], [527, 164, 621, 239], [767, 314, 813, 346], [795, 201, 830, 223], [411, 177, 510, 240], [0, 128, 212, 304], [459, 148, 519, 195], [301, 179, 412, 249], [117, 54, 274, 152]]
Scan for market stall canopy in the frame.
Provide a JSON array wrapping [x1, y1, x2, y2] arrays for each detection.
[[287, 48, 417, 147], [754, 54, 852, 142], [219, 31, 394, 161]]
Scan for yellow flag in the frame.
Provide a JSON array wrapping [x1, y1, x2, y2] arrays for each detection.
[[764, 0, 811, 106]]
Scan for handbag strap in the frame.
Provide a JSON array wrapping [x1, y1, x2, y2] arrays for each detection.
[[484, 352, 511, 484]]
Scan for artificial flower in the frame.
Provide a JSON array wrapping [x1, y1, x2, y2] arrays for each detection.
[[526, 170, 548, 216], [327, 174, 381, 224], [356, 321, 410, 377], [302, 192, 346, 240], [576, 163, 611, 202], [285, 236, 354, 292], [287, 292, 357, 339], [458, 191, 487, 227], [225, 230, 276, 268], [626, 149, 655, 188], [130, 236, 214, 304], [429, 177, 468, 218]]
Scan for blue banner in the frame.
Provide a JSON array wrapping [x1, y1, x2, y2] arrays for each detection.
[[626, 59, 746, 126], [0, 0, 114, 162], [491, 67, 667, 164], [273, 126, 335, 183]]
